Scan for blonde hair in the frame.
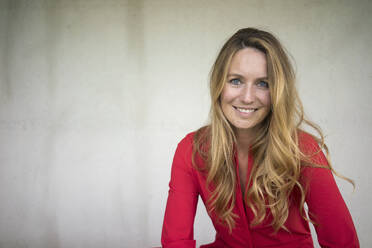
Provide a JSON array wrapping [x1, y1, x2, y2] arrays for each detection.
[[192, 28, 353, 232]]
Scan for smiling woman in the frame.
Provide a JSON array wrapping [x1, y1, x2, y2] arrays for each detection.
[[161, 28, 359, 248], [221, 47, 271, 135]]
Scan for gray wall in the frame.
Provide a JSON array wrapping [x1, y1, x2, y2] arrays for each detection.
[[0, 0, 371, 247]]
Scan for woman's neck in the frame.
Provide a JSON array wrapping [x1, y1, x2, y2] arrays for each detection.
[[235, 128, 255, 155]]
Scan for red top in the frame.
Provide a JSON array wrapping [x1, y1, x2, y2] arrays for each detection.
[[161, 131, 359, 248]]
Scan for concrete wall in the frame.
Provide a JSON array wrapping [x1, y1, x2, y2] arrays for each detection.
[[0, 0, 371, 247]]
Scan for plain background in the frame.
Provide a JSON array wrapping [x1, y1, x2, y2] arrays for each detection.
[[0, 0, 371, 247]]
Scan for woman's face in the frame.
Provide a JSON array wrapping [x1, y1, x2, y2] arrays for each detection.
[[220, 47, 271, 134]]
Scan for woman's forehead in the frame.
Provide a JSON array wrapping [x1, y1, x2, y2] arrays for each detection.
[[228, 48, 267, 79]]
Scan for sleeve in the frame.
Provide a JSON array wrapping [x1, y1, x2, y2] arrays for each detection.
[[299, 132, 359, 248], [161, 134, 199, 248]]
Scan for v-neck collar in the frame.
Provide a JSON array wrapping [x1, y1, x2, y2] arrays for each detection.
[[234, 149, 254, 228], [233, 150, 255, 246]]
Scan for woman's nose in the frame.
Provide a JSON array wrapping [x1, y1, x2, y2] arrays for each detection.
[[240, 84, 255, 104]]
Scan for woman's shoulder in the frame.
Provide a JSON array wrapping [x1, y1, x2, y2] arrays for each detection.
[[174, 130, 198, 161], [297, 129, 328, 166], [175, 127, 209, 169], [177, 126, 209, 149], [297, 129, 317, 143], [297, 129, 321, 153], [177, 131, 196, 150]]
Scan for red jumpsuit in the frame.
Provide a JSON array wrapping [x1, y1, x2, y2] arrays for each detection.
[[161, 131, 359, 247]]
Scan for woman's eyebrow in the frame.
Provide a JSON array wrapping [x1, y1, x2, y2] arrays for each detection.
[[256, 76, 268, 80], [227, 73, 244, 78], [227, 73, 268, 80]]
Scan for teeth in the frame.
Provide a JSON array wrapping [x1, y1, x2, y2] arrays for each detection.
[[237, 107, 255, 113]]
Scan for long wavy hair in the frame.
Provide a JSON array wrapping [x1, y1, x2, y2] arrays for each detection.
[[192, 28, 353, 233]]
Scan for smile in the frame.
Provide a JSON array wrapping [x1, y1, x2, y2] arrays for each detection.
[[234, 106, 258, 113]]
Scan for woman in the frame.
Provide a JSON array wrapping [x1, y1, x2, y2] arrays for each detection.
[[161, 28, 359, 247]]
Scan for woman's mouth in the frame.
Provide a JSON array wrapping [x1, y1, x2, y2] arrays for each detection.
[[234, 106, 257, 113]]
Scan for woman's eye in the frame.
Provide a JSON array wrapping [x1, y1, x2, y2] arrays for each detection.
[[229, 78, 241, 85], [257, 81, 269, 88]]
